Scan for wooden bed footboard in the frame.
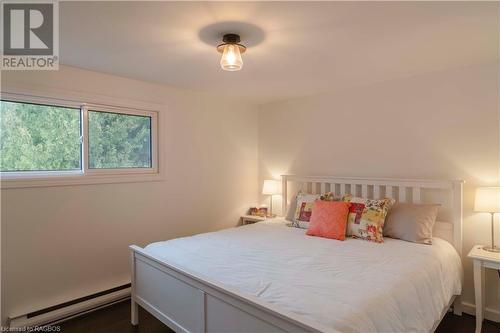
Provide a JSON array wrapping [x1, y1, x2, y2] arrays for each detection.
[[130, 245, 325, 333]]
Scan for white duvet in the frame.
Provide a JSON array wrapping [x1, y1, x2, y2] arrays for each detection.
[[144, 220, 462, 333]]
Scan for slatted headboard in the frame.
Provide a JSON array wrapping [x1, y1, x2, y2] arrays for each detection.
[[281, 175, 464, 255]]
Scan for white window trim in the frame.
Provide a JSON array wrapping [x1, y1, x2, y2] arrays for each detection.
[[1, 92, 163, 189]]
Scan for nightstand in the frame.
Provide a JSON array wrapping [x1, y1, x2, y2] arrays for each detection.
[[468, 245, 500, 333], [240, 215, 266, 225]]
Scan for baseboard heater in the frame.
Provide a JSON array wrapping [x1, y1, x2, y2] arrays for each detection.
[[8, 283, 131, 328]]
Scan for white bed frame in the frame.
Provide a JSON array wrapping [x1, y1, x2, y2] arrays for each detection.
[[130, 175, 464, 333]]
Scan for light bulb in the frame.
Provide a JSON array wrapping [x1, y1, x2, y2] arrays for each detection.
[[220, 44, 243, 71]]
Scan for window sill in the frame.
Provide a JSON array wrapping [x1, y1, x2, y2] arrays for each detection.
[[1, 172, 164, 189]]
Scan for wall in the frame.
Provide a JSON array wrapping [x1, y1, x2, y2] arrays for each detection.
[[258, 63, 500, 319], [0, 65, 259, 323]]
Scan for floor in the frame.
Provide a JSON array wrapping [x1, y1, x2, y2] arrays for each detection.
[[58, 299, 498, 333]]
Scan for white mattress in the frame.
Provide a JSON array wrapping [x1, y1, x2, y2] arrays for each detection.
[[144, 219, 462, 333]]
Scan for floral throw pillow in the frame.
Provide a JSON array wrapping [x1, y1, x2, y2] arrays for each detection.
[[292, 192, 338, 228], [342, 194, 395, 243], [320, 192, 337, 201]]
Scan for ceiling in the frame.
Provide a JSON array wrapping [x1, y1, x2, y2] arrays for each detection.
[[60, 2, 499, 104]]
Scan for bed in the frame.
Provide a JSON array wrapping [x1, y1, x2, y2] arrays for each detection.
[[130, 175, 464, 333]]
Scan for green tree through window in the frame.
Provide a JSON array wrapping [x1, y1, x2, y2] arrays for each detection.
[[0, 101, 153, 173], [0, 100, 81, 171], [88, 111, 151, 169]]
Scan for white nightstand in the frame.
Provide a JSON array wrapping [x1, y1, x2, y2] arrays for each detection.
[[468, 245, 500, 333], [240, 215, 266, 225]]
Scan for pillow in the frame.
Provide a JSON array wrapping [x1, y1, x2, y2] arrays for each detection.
[[306, 201, 350, 240], [319, 191, 337, 201], [293, 193, 320, 228], [383, 203, 440, 244], [343, 194, 395, 243], [292, 192, 339, 228], [285, 195, 298, 221]]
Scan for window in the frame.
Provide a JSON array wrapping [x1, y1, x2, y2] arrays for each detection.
[[88, 111, 152, 169], [0, 94, 159, 187], [0, 100, 81, 172]]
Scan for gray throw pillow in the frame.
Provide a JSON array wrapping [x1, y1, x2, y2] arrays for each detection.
[[383, 203, 440, 244]]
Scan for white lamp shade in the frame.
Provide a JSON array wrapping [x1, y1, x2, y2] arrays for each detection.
[[474, 187, 500, 213], [262, 180, 280, 195]]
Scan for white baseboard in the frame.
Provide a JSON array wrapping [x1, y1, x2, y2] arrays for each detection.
[[461, 301, 500, 322], [8, 287, 130, 328]]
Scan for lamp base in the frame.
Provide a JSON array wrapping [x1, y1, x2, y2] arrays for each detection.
[[482, 245, 500, 253]]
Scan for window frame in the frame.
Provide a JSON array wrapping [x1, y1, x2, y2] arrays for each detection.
[[0, 92, 161, 188]]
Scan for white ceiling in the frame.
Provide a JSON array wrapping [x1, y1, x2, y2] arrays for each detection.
[[60, 2, 499, 104]]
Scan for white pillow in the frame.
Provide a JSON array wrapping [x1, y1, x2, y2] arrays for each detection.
[[285, 195, 298, 221], [292, 193, 320, 228]]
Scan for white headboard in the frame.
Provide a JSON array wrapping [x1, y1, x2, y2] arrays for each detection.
[[281, 175, 464, 255]]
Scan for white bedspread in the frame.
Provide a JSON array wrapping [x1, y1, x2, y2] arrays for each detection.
[[144, 220, 462, 333]]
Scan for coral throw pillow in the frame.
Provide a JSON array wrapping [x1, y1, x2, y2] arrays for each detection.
[[306, 200, 350, 240]]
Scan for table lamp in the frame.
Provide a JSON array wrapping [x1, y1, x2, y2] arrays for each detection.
[[474, 187, 500, 252], [262, 180, 280, 217]]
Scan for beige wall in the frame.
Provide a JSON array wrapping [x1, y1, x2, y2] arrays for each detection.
[[258, 63, 500, 319], [0, 66, 259, 322]]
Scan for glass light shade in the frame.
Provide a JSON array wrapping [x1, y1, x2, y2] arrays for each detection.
[[220, 44, 243, 71], [262, 180, 280, 195], [474, 187, 500, 213]]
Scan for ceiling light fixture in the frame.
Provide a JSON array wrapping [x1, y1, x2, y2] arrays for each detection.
[[217, 34, 246, 71]]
